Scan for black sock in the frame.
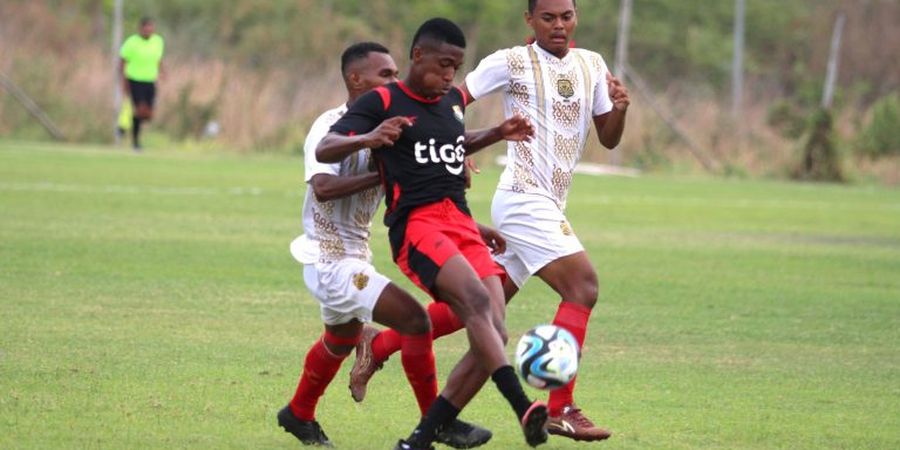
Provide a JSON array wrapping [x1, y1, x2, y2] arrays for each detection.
[[491, 365, 533, 420], [406, 395, 460, 447], [132, 116, 142, 146]]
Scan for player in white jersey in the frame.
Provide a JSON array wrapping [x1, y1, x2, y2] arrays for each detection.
[[460, 0, 630, 442], [277, 42, 490, 448]]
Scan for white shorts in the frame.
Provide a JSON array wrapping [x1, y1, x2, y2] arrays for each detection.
[[302, 258, 391, 326], [491, 189, 585, 288]]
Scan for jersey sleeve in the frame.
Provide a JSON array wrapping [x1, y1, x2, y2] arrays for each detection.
[[329, 90, 385, 136], [304, 113, 342, 182], [464, 49, 511, 100], [119, 36, 134, 60], [591, 53, 614, 117]]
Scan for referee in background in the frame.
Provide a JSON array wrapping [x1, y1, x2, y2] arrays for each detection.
[[119, 17, 164, 151]]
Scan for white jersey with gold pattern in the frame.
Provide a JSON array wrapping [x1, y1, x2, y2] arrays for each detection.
[[291, 105, 383, 264], [465, 43, 613, 210]]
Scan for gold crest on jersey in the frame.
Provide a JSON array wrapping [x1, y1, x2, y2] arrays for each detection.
[[352, 272, 369, 290], [560, 220, 574, 236], [557, 78, 575, 99], [452, 105, 464, 123]]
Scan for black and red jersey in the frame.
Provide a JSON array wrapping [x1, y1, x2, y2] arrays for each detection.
[[330, 81, 471, 229]]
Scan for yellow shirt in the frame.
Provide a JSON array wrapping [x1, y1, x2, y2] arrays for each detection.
[[120, 34, 165, 82]]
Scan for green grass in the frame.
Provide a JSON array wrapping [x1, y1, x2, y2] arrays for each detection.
[[1, 141, 898, 449]]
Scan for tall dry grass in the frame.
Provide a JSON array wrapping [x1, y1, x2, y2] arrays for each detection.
[[1, 1, 895, 182], [0, 2, 344, 150]]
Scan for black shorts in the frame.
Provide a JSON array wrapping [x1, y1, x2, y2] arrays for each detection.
[[127, 79, 156, 108]]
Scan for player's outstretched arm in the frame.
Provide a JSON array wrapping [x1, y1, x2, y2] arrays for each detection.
[[316, 116, 412, 163], [593, 73, 630, 149], [465, 114, 534, 155], [316, 132, 374, 163], [309, 172, 381, 203]]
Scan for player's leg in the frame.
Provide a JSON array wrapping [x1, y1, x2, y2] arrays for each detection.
[[350, 235, 520, 400], [368, 282, 438, 418], [350, 301, 462, 403], [369, 284, 492, 449], [140, 82, 156, 121], [277, 261, 377, 446], [428, 248, 527, 408], [132, 101, 150, 150], [351, 286, 500, 447], [279, 319, 361, 447], [440, 273, 509, 407], [398, 257, 546, 449], [126, 80, 143, 149], [492, 190, 610, 441], [434, 249, 526, 407], [351, 274, 515, 403], [535, 252, 610, 441], [128, 81, 155, 150], [423, 256, 526, 417]]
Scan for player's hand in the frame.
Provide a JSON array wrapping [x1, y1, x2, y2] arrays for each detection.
[[464, 157, 480, 189], [479, 225, 506, 255], [363, 116, 413, 149], [498, 113, 534, 142], [607, 72, 630, 112]]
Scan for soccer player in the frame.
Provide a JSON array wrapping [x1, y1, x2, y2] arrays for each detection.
[[316, 19, 549, 450], [119, 17, 165, 151], [348, 1, 630, 442], [459, 0, 631, 441], [278, 42, 489, 448]]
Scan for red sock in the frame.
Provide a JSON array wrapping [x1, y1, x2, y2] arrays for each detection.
[[371, 328, 401, 363], [548, 301, 592, 416], [370, 302, 463, 363], [400, 333, 438, 416], [428, 301, 464, 338], [289, 335, 350, 421]]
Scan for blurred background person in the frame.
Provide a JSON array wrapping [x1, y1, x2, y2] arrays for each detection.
[[118, 16, 164, 151]]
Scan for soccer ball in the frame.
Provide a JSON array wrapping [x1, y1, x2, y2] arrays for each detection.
[[515, 324, 580, 390]]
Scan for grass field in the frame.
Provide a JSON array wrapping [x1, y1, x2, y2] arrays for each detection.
[[1, 141, 898, 449]]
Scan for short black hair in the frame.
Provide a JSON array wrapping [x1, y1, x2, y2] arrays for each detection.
[[341, 42, 391, 76], [528, 0, 577, 14], [409, 18, 466, 59], [139, 16, 153, 27]]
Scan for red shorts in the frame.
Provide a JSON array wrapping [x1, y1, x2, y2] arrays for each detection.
[[390, 198, 504, 299]]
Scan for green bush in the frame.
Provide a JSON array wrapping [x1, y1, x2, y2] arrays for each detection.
[[857, 93, 900, 158], [767, 99, 807, 139], [793, 109, 844, 182]]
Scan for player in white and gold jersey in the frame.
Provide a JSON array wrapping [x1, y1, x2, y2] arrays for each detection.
[[461, 0, 630, 442]]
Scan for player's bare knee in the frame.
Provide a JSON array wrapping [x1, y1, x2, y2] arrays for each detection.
[[452, 283, 491, 322], [577, 286, 599, 309], [467, 287, 492, 316], [582, 281, 599, 308], [568, 274, 599, 308], [403, 309, 432, 336]]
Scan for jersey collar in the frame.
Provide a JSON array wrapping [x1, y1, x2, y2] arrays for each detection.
[[397, 81, 443, 104], [531, 42, 573, 63]]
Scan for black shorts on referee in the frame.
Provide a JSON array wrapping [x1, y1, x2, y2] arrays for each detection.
[[127, 79, 156, 108]]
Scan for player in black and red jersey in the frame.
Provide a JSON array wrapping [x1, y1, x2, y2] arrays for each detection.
[[317, 18, 549, 450]]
